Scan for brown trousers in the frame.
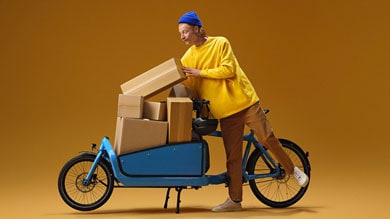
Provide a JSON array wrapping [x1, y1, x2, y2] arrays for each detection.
[[219, 102, 294, 202]]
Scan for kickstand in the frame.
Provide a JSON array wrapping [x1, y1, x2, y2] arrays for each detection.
[[175, 187, 183, 214], [163, 187, 171, 209], [163, 187, 184, 214]]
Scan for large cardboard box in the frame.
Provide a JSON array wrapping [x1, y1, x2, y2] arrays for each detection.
[[167, 97, 193, 143], [114, 117, 168, 155], [143, 101, 167, 121], [120, 58, 186, 98], [117, 94, 144, 118]]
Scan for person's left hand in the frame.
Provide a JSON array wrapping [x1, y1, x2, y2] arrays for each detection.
[[183, 66, 201, 77]]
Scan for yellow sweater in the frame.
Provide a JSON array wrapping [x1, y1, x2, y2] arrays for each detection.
[[181, 36, 259, 119]]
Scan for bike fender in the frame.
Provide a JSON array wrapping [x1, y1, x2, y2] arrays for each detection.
[[279, 138, 309, 158], [79, 151, 112, 164], [79, 151, 97, 156]]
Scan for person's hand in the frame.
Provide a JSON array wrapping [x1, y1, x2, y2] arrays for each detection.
[[183, 66, 201, 77]]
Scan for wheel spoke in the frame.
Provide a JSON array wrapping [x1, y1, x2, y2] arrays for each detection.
[[58, 155, 113, 211], [247, 141, 310, 207]]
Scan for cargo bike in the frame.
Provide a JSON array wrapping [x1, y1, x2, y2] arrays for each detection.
[[58, 99, 311, 213]]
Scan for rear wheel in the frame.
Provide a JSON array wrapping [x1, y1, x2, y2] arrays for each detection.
[[246, 139, 310, 208], [58, 154, 114, 211]]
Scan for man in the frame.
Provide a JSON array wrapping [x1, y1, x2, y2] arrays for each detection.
[[178, 11, 309, 212]]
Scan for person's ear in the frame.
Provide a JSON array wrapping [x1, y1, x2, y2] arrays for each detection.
[[194, 26, 200, 33]]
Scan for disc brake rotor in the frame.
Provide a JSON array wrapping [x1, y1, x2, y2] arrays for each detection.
[[75, 173, 97, 193]]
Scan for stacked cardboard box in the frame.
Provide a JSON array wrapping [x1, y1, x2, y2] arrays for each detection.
[[120, 58, 186, 98], [169, 84, 194, 98], [114, 117, 168, 155], [143, 101, 167, 121], [167, 97, 193, 143], [117, 94, 144, 118], [114, 58, 193, 155]]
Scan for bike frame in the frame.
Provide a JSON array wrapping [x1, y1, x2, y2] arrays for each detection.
[[82, 130, 281, 188]]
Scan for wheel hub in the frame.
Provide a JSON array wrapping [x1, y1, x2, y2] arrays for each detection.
[[75, 173, 97, 193], [276, 168, 290, 183]]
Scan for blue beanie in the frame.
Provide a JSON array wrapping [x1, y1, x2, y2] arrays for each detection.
[[178, 11, 202, 27]]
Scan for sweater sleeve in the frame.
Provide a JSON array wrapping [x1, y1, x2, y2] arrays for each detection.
[[199, 38, 237, 79], [180, 53, 194, 90]]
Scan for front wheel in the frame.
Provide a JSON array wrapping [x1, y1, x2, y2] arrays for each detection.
[[246, 139, 311, 208], [58, 154, 114, 211]]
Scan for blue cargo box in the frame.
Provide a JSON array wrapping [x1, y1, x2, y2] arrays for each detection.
[[118, 141, 209, 176]]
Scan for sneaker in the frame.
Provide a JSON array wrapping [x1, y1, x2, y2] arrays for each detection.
[[293, 166, 309, 187], [211, 198, 242, 212]]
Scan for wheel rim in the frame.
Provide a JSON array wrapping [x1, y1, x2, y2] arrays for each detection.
[[248, 144, 309, 207], [63, 160, 110, 206]]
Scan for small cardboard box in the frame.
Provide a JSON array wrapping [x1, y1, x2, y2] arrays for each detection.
[[117, 94, 144, 118], [167, 97, 193, 143], [114, 117, 168, 155], [169, 84, 194, 98], [120, 58, 186, 99], [143, 101, 167, 121]]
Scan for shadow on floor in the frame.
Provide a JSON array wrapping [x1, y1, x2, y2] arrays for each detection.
[[60, 205, 321, 217]]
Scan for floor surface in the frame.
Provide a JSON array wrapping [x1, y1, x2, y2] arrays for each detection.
[[1, 168, 388, 219]]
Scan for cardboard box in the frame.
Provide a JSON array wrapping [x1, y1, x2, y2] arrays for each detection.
[[167, 97, 193, 143], [120, 58, 186, 99], [117, 94, 144, 118], [169, 84, 194, 98], [143, 101, 167, 121], [114, 117, 168, 155]]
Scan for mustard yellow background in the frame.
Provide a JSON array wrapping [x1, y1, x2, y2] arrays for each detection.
[[1, 0, 389, 218]]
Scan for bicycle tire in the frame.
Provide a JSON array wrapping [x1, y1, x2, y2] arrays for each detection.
[[246, 139, 311, 208], [58, 154, 114, 211]]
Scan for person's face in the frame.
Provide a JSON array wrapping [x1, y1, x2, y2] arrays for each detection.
[[178, 23, 199, 45]]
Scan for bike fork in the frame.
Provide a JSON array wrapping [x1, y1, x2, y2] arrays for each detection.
[[82, 150, 103, 185]]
